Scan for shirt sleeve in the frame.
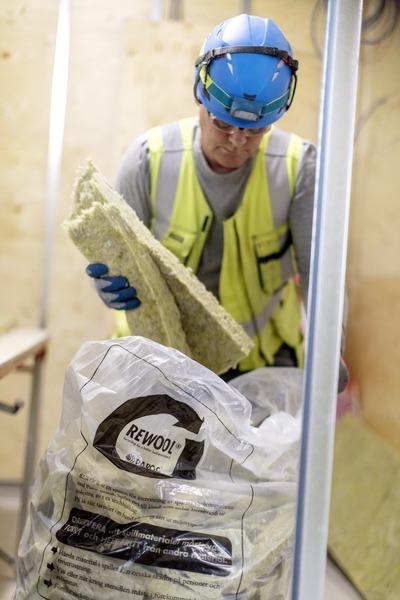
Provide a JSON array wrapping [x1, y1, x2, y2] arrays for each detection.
[[289, 140, 317, 305], [290, 140, 349, 392], [115, 135, 152, 227]]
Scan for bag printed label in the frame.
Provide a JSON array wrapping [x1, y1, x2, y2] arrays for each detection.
[[93, 394, 205, 480], [56, 507, 232, 576]]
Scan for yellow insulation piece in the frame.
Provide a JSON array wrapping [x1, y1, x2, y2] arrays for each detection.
[[64, 161, 253, 374]]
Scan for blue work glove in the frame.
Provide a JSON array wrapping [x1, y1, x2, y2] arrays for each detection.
[[85, 263, 141, 310]]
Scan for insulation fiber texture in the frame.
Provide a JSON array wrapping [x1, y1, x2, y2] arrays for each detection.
[[64, 161, 253, 373]]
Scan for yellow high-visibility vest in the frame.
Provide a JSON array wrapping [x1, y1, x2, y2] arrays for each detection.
[[116, 117, 304, 370]]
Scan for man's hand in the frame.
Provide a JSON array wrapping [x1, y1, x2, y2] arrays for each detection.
[[85, 263, 141, 310]]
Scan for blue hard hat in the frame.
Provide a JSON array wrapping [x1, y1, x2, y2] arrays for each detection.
[[194, 14, 298, 128]]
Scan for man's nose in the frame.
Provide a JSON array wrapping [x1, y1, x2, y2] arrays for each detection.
[[228, 129, 248, 147]]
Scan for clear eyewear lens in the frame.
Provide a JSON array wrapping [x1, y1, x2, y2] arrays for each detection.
[[208, 113, 266, 136]]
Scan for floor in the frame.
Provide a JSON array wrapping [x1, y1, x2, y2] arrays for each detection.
[[0, 485, 362, 600]]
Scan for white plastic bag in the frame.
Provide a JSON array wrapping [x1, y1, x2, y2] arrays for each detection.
[[15, 336, 302, 599], [228, 367, 303, 424]]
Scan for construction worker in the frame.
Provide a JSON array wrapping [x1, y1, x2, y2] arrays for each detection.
[[86, 13, 349, 391]]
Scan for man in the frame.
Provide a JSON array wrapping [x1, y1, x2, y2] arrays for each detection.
[[86, 13, 348, 390]]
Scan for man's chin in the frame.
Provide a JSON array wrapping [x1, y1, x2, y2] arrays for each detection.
[[216, 150, 249, 170]]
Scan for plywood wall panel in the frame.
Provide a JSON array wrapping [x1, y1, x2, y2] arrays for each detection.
[[345, 22, 400, 450], [0, 7, 57, 478], [346, 278, 400, 452], [114, 19, 212, 157], [0, 0, 399, 479], [350, 104, 400, 279]]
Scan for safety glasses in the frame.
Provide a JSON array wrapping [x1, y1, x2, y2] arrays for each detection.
[[207, 111, 269, 136]]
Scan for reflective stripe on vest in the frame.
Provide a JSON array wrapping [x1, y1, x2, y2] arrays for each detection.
[[149, 117, 212, 270], [147, 118, 304, 370]]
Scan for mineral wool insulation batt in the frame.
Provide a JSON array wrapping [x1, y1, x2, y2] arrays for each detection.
[[63, 161, 254, 374]]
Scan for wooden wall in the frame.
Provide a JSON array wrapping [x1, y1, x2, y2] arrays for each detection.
[[0, 0, 399, 481], [346, 18, 400, 451]]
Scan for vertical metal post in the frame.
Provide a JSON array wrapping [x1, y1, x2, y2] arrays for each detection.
[[18, 0, 70, 539], [168, 0, 183, 20], [151, 0, 164, 21], [240, 0, 252, 14], [291, 1, 363, 599], [39, 0, 70, 330], [18, 356, 44, 540]]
